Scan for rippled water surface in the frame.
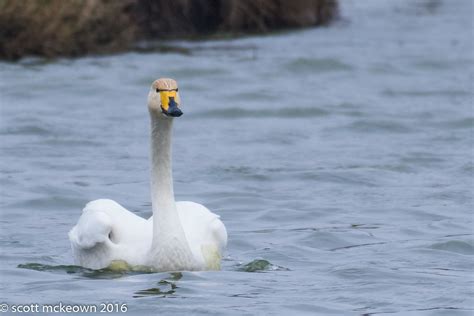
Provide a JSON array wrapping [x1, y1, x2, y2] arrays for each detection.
[[1, 0, 473, 315]]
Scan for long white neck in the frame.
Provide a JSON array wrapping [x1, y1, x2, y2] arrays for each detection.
[[150, 114, 176, 219], [149, 112, 194, 270]]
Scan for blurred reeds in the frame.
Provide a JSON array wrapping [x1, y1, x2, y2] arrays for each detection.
[[0, 0, 337, 60]]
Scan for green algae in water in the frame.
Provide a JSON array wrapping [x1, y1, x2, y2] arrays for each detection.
[[18, 263, 84, 273], [238, 259, 290, 272], [239, 259, 272, 272], [17, 262, 154, 279]]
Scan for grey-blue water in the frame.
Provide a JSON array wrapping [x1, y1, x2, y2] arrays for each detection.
[[1, 0, 473, 315]]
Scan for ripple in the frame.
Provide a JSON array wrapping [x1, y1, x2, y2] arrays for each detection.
[[429, 240, 474, 255], [302, 171, 377, 187], [400, 152, 445, 166], [194, 107, 328, 119], [285, 57, 353, 73], [382, 89, 471, 97], [434, 117, 474, 129], [413, 59, 473, 70], [5, 196, 84, 211], [0, 125, 54, 136], [347, 120, 413, 133], [229, 90, 279, 101], [169, 67, 228, 78], [42, 138, 104, 147]]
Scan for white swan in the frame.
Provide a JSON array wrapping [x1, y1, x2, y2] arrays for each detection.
[[69, 78, 227, 272]]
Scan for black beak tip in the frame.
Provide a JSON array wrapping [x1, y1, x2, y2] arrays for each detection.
[[161, 105, 183, 117], [168, 108, 183, 117]]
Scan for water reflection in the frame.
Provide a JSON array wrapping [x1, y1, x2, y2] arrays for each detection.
[[134, 272, 183, 298]]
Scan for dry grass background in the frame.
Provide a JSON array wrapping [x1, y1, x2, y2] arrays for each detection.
[[0, 0, 338, 60], [0, 0, 136, 59]]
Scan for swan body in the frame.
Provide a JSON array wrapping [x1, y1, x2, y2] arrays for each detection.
[[69, 78, 227, 271]]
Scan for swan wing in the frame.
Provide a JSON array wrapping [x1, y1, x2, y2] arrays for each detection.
[[69, 199, 151, 269], [176, 201, 227, 270]]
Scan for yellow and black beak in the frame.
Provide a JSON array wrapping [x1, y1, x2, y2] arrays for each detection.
[[160, 90, 182, 117]]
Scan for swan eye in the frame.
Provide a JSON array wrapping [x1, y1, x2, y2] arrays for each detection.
[[175, 88, 178, 92], [156, 89, 161, 93]]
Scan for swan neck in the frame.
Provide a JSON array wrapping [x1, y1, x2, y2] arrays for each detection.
[[148, 112, 196, 270], [150, 114, 175, 212]]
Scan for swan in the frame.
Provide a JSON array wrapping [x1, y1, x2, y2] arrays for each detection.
[[69, 78, 227, 272]]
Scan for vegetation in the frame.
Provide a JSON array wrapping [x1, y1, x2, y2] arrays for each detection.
[[0, 0, 338, 60]]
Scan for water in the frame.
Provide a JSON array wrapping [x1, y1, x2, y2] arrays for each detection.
[[0, 0, 473, 315]]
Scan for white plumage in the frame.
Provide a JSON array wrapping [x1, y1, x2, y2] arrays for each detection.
[[69, 78, 227, 271]]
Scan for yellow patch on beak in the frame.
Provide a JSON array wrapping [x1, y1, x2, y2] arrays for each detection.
[[160, 90, 178, 112]]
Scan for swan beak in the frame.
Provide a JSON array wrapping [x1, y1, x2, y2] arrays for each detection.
[[160, 91, 183, 117]]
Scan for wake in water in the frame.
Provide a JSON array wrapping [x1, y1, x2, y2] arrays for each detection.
[[18, 259, 289, 298], [18, 258, 288, 277]]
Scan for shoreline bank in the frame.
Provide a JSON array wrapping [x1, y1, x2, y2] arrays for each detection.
[[0, 0, 338, 61]]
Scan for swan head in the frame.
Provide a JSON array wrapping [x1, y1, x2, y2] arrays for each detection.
[[148, 78, 182, 118]]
